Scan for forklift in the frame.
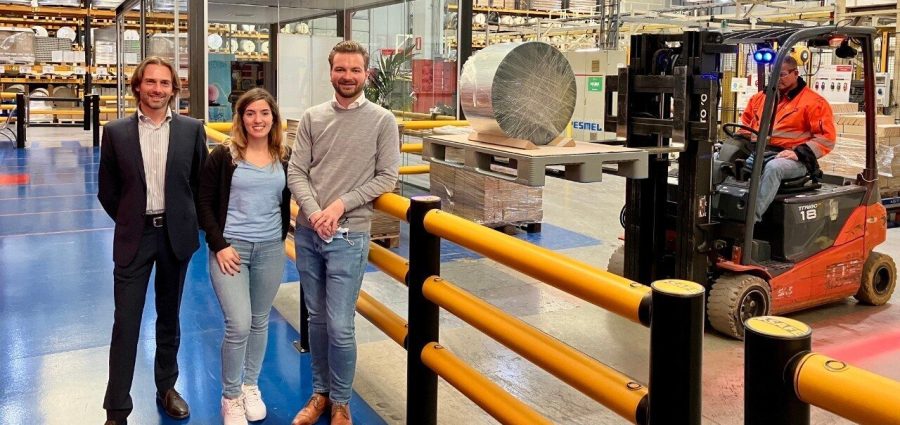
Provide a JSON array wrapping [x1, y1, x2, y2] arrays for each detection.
[[607, 27, 896, 339]]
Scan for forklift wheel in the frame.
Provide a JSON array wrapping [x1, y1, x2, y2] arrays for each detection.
[[855, 252, 897, 306], [607, 244, 625, 277], [708, 273, 770, 340]]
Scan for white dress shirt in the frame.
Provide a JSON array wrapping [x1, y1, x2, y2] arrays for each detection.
[[136, 106, 173, 214]]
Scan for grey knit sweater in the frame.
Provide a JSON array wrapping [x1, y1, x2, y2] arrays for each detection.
[[287, 100, 400, 233]]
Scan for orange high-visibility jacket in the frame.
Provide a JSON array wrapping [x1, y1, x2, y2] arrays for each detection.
[[740, 84, 836, 158]]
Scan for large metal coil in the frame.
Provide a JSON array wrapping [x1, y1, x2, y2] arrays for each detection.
[[460, 42, 576, 145]]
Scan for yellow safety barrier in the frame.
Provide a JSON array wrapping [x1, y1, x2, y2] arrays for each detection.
[[393, 110, 457, 121], [357, 291, 408, 346], [206, 121, 290, 133], [422, 276, 648, 423], [99, 107, 136, 113], [205, 126, 229, 144], [420, 343, 553, 425], [399, 164, 430, 175], [400, 143, 423, 154], [284, 237, 296, 260], [285, 233, 409, 348], [207, 122, 232, 132], [398, 120, 468, 130], [368, 242, 409, 284], [795, 353, 900, 425], [98, 95, 135, 101], [373, 192, 411, 221], [290, 201, 300, 221], [422, 209, 651, 325], [0, 105, 84, 115], [0, 92, 18, 99]]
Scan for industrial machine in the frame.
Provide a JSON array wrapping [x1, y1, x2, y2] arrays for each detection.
[[563, 50, 626, 142], [607, 27, 896, 339]]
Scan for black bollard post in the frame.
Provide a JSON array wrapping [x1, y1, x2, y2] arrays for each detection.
[[744, 316, 811, 425], [648, 279, 705, 425], [406, 195, 441, 425]]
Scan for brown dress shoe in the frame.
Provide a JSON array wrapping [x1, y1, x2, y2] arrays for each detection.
[[291, 393, 331, 425], [157, 388, 190, 419], [331, 403, 352, 425]]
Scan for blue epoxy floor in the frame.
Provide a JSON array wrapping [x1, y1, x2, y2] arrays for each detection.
[[0, 141, 386, 424]]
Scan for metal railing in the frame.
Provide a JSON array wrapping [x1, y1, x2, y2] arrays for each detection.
[[2, 92, 100, 149], [744, 316, 900, 425], [287, 193, 706, 424]]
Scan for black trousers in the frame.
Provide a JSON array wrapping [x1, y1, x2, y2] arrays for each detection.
[[103, 223, 189, 421]]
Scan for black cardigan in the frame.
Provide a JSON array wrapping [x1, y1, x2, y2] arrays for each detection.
[[197, 144, 291, 253]]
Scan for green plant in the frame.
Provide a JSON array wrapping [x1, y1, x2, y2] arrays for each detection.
[[365, 40, 416, 110]]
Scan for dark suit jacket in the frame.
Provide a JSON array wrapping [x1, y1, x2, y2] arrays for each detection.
[[97, 113, 209, 267]]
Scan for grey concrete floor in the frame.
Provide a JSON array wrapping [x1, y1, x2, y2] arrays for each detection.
[[273, 153, 900, 425]]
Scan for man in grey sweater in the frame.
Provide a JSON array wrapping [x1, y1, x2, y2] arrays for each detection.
[[289, 40, 400, 425]]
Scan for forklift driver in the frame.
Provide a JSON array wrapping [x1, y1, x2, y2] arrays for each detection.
[[739, 55, 837, 222]]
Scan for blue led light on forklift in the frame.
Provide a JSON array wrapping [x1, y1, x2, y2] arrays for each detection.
[[753, 47, 777, 64]]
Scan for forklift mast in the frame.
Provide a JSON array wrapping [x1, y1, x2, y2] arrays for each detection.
[[613, 31, 733, 285]]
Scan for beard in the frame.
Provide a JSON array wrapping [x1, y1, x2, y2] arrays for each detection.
[[140, 92, 171, 111], [332, 81, 364, 100]]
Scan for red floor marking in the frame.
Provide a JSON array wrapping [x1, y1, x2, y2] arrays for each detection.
[[0, 174, 29, 185], [817, 329, 900, 363]]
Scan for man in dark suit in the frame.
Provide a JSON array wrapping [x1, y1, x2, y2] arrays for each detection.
[[97, 56, 208, 425]]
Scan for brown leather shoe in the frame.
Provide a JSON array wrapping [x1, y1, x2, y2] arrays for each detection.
[[291, 393, 331, 425], [157, 388, 190, 419], [331, 403, 352, 425]]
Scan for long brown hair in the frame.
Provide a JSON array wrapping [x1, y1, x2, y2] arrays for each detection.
[[226, 88, 285, 163], [130, 56, 180, 107]]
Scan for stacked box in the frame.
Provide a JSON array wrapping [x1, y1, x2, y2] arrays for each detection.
[[830, 102, 860, 114], [828, 112, 900, 193], [818, 136, 900, 192], [429, 161, 542, 226]]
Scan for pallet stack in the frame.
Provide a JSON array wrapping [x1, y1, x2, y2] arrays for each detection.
[[818, 112, 900, 195]]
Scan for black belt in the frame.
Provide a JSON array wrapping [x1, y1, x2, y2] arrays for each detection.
[[145, 213, 165, 228]]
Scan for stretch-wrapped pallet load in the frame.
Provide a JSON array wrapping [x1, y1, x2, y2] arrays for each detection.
[[459, 41, 576, 146], [0, 27, 35, 64], [430, 162, 543, 226], [818, 117, 900, 193]]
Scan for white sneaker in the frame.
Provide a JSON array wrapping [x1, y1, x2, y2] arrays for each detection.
[[242, 384, 267, 421], [221, 395, 248, 425]]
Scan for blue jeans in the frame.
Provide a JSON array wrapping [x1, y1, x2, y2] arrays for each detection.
[[209, 238, 285, 398], [294, 226, 370, 405], [756, 157, 807, 222]]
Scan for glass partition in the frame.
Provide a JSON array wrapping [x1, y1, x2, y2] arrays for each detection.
[[115, 1, 142, 118], [114, 0, 190, 118]]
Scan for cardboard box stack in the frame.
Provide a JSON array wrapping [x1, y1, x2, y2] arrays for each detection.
[[429, 161, 543, 226], [818, 111, 900, 194]]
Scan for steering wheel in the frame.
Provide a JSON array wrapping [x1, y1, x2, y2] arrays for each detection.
[[722, 123, 759, 139]]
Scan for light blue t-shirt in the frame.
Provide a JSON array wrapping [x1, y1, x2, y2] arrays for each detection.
[[223, 161, 284, 242]]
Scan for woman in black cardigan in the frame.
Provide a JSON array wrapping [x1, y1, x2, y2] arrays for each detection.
[[197, 88, 290, 425]]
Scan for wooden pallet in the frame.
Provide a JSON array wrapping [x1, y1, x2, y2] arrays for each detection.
[[423, 133, 649, 187], [488, 221, 542, 235], [372, 233, 400, 248]]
